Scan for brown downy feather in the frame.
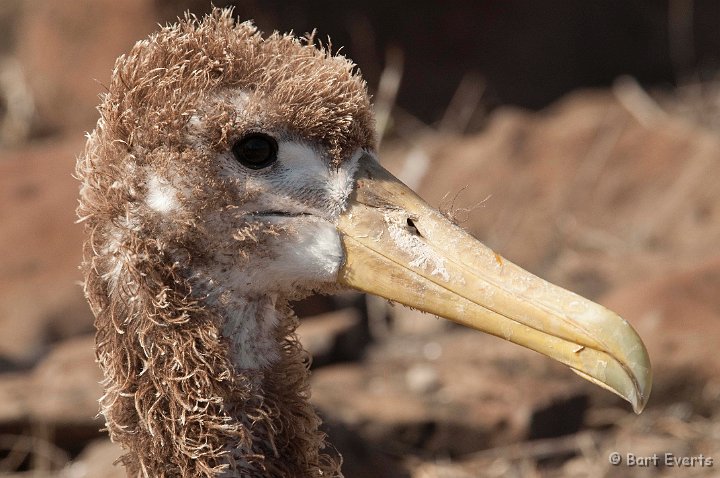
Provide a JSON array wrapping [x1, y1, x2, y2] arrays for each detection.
[[77, 8, 374, 477]]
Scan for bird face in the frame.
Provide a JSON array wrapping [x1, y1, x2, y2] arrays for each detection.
[[86, 13, 650, 414], [140, 83, 650, 413], [140, 88, 365, 299]]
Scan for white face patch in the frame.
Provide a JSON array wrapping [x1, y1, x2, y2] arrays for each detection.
[[251, 217, 344, 291], [145, 173, 179, 213], [226, 143, 362, 294], [236, 142, 361, 220]]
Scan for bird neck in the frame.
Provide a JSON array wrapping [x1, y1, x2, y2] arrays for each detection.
[[214, 296, 340, 477], [94, 258, 340, 477]]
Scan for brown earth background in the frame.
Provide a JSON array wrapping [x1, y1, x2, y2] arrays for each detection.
[[0, 1, 719, 477]]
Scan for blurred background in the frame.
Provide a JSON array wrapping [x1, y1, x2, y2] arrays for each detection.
[[1, 1, 719, 477]]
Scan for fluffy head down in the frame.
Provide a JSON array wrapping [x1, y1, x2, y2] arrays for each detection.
[[96, 8, 374, 166], [77, 8, 375, 477]]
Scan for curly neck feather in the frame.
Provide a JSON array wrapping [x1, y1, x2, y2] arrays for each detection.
[[87, 245, 340, 477]]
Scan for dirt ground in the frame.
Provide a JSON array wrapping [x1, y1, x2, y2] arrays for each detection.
[[1, 2, 719, 477]]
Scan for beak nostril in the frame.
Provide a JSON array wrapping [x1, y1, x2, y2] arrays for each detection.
[[406, 217, 422, 237]]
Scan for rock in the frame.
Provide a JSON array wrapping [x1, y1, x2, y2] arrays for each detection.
[[602, 256, 720, 409], [0, 56, 33, 147], [15, 0, 157, 136], [321, 419, 411, 478], [312, 329, 594, 457], [61, 439, 124, 478], [298, 308, 369, 367], [28, 336, 102, 427], [0, 335, 102, 448], [0, 335, 103, 475], [405, 364, 440, 394], [0, 138, 93, 367], [0, 372, 31, 423], [0, 336, 103, 432]]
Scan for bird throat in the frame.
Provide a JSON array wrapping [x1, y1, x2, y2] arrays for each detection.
[[180, 265, 341, 477], [219, 294, 283, 371]]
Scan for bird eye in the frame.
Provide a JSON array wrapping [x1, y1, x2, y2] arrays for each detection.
[[232, 133, 278, 169]]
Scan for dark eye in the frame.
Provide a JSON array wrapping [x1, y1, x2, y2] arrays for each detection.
[[232, 133, 278, 169]]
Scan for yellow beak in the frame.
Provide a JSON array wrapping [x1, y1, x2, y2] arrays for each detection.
[[336, 154, 651, 413]]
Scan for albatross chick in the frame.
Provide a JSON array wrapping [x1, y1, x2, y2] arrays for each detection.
[[77, 8, 651, 478]]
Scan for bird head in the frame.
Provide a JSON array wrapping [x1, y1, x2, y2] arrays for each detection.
[[80, 9, 650, 414]]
